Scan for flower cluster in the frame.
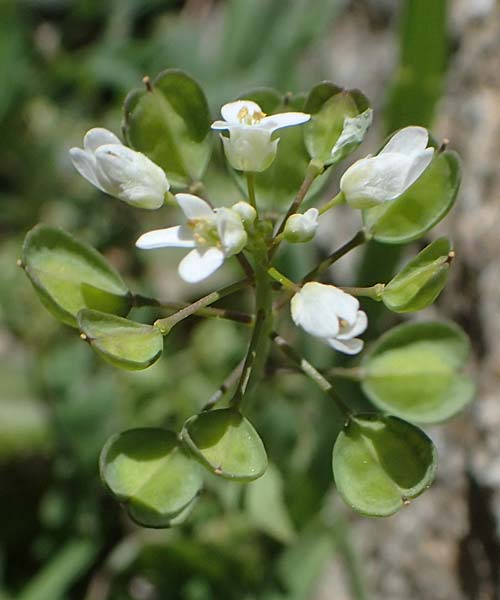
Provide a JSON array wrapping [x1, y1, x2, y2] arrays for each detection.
[[70, 100, 435, 355]]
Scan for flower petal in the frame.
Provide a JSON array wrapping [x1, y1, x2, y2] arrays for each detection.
[[328, 337, 364, 355], [178, 247, 225, 283], [259, 111, 310, 132], [69, 147, 104, 191], [83, 128, 122, 153], [222, 130, 278, 172], [337, 311, 368, 340], [135, 226, 196, 249], [216, 208, 247, 256], [341, 153, 413, 208], [291, 282, 346, 338], [176, 193, 214, 220], [221, 100, 263, 124], [404, 147, 434, 189], [211, 120, 231, 131], [380, 126, 428, 157]]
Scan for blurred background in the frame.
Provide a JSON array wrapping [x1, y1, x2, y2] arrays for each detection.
[[1, 0, 499, 598]]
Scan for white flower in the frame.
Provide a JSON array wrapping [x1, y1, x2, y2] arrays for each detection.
[[291, 282, 367, 355], [284, 208, 319, 243], [340, 126, 434, 209], [211, 100, 310, 173], [135, 194, 247, 283], [70, 128, 169, 209]]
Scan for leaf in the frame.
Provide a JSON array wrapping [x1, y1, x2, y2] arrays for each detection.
[[382, 237, 452, 312], [123, 69, 212, 188], [362, 150, 461, 244], [332, 414, 436, 517], [361, 321, 474, 423], [22, 225, 131, 328], [78, 309, 163, 370], [100, 428, 203, 528], [246, 463, 295, 544], [181, 408, 268, 481], [304, 82, 371, 166]]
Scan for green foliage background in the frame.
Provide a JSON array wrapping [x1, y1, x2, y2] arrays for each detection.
[[0, 0, 452, 598]]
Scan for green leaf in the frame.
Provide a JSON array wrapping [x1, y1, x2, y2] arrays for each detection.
[[332, 414, 436, 517], [363, 150, 461, 244], [304, 82, 371, 166], [22, 225, 131, 328], [246, 463, 295, 544], [382, 237, 452, 312], [362, 321, 474, 423], [78, 309, 163, 370], [235, 89, 314, 211], [100, 428, 203, 528], [181, 408, 268, 481], [123, 69, 212, 188]]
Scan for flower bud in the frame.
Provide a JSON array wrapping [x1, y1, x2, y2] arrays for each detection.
[[231, 201, 257, 225], [70, 128, 169, 209], [340, 126, 434, 209], [283, 208, 319, 243]]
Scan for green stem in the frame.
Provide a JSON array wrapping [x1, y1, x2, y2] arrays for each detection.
[[303, 230, 367, 282], [319, 191, 346, 215], [340, 283, 385, 301], [236, 252, 254, 279], [246, 172, 257, 211], [203, 360, 244, 411], [232, 246, 273, 410], [133, 293, 253, 325], [153, 278, 250, 335], [267, 267, 300, 292], [271, 332, 352, 417]]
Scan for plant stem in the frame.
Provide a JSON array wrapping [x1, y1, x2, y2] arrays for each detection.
[[202, 360, 244, 411], [246, 172, 257, 211], [133, 293, 253, 325], [340, 283, 385, 301], [303, 230, 367, 282], [267, 267, 300, 292], [271, 332, 352, 417], [236, 252, 254, 279], [319, 191, 346, 215], [153, 278, 250, 335], [232, 244, 273, 410]]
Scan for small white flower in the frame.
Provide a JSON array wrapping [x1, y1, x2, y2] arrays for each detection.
[[70, 128, 169, 209], [211, 100, 310, 173], [340, 126, 434, 209], [135, 194, 247, 283], [284, 208, 319, 243], [291, 282, 367, 355]]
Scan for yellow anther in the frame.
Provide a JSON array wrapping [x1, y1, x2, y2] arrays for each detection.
[[237, 106, 266, 125], [237, 107, 249, 122]]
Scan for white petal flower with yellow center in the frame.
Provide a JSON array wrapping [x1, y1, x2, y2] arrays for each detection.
[[291, 282, 368, 355], [211, 100, 310, 173], [135, 194, 247, 283], [70, 128, 169, 209], [340, 126, 434, 209]]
